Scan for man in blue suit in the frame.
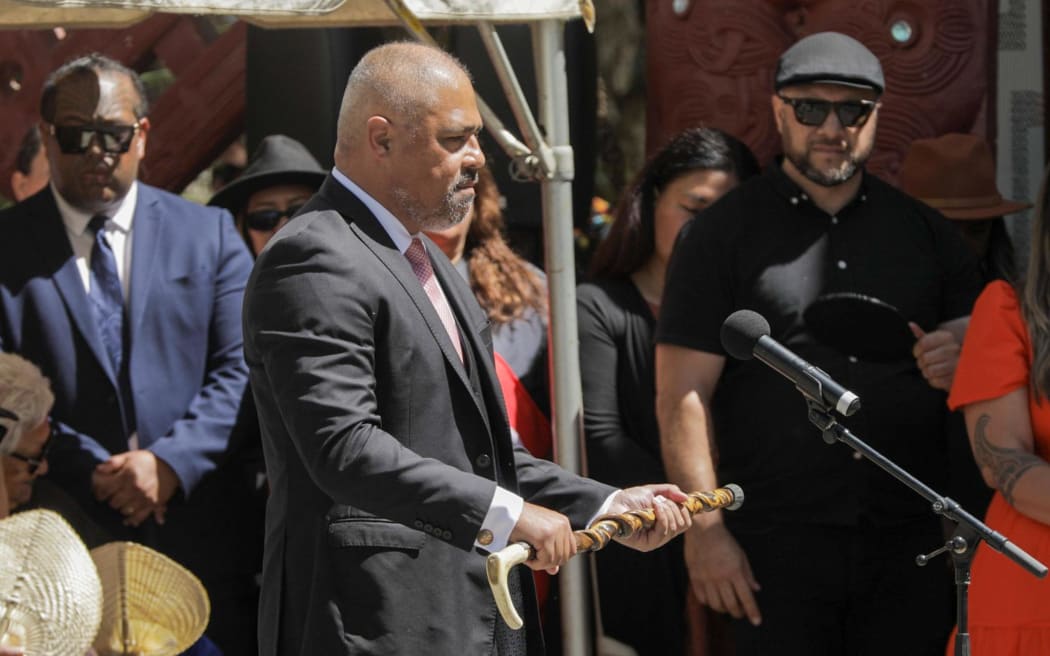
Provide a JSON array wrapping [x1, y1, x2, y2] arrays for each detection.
[[0, 54, 256, 654]]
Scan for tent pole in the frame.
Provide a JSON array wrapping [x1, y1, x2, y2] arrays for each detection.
[[477, 21, 554, 176], [532, 18, 591, 656]]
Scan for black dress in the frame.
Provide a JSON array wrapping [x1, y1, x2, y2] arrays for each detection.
[[577, 278, 686, 655]]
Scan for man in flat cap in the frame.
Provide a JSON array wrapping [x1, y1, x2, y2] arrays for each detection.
[[656, 32, 980, 654]]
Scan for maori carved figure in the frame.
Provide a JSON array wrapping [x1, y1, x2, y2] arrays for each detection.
[[647, 0, 989, 184]]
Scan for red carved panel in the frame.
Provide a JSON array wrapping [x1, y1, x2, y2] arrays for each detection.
[[647, 0, 990, 184], [647, 1, 793, 170], [142, 21, 246, 192]]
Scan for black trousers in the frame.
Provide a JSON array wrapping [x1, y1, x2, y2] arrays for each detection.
[[729, 519, 955, 656]]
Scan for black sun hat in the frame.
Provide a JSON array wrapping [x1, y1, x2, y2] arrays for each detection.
[[209, 134, 327, 213]]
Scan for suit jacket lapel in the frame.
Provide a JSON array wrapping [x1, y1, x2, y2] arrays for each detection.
[[429, 241, 520, 488], [316, 176, 484, 416], [29, 190, 118, 385], [128, 185, 160, 340], [428, 245, 497, 387], [429, 250, 499, 435]]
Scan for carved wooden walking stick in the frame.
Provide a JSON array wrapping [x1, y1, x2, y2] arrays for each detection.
[[486, 484, 744, 629]]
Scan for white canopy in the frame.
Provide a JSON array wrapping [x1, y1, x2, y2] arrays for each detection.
[[0, 0, 586, 28]]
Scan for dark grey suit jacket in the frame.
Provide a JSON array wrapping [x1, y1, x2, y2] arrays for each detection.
[[243, 175, 614, 655]]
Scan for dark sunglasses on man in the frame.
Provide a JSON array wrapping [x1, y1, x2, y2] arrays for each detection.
[[6, 420, 55, 476], [778, 95, 878, 128], [49, 121, 141, 155], [245, 204, 305, 232]]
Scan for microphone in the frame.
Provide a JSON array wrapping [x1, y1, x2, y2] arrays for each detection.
[[721, 309, 861, 417]]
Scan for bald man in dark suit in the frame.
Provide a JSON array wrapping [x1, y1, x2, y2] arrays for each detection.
[[244, 42, 693, 656]]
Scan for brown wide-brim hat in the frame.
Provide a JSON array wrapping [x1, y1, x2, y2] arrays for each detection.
[[208, 134, 326, 213], [899, 132, 1031, 220]]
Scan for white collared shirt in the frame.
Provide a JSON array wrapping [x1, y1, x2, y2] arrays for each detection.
[[331, 166, 526, 553], [54, 180, 139, 302]]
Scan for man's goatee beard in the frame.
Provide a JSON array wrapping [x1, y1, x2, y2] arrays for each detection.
[[790, 152, 862, 188]]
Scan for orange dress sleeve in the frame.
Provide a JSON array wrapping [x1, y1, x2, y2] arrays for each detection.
[[948, 280, 1031, 411]]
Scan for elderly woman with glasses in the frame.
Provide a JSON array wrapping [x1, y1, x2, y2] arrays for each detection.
[[0, 353, 55, 517]]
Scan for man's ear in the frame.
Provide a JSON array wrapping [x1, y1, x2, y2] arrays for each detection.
[[135, 117, 151, 158], [38, 120, 57, 163], [11, 171, 26, 200], [770, 94, 786, 137], [365, 116, 393, 157]]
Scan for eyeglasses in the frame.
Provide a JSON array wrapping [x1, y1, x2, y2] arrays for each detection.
[[7, 421, 54, 475], [778, 95, 878, 128], [244, 204, 305, 232], [49, 121, 141, 155]]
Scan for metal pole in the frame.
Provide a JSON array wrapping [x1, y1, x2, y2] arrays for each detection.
[[532, 18, 591, 656], [477, 21, 554, 176]]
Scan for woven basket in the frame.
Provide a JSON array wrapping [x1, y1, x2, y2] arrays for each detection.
[[90, 542, 210, 656], [0, 509, 103, 655]]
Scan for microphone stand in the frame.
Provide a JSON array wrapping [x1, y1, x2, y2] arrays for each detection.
[[805, 399, 1047, 656]]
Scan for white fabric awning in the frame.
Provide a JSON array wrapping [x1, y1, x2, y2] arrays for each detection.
[[0, 0, 584, 28]]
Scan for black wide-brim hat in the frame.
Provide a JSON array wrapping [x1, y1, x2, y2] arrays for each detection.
[[208, 134, 327, 213]]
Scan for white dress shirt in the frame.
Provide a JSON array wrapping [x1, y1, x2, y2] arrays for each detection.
[[53, 180, 139, 302]]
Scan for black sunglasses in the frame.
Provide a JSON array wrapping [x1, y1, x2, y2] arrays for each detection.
[[50, 122, 141, 155], [7, 421, 54, 475], [244, 204, 305, 232], [778, 95, 878, 128]]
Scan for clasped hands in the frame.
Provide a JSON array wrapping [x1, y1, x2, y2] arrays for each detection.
[[508, 483, 692, 574], [91, 450, 179, 527]]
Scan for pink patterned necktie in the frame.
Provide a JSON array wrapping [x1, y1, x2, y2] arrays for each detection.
[[405, 238, 464, 362]]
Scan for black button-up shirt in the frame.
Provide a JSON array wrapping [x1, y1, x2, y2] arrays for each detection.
[[657, 163, 981, 529]]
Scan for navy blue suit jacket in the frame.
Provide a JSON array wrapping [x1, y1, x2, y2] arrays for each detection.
[[0, 183, 253, 562]]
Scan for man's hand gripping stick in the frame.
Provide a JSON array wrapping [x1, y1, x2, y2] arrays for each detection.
[[485, 484, 744, 629]]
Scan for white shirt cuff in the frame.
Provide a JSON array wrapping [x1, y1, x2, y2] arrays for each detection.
[[587, 491, 621, 526], [474, 486, 524, 552]]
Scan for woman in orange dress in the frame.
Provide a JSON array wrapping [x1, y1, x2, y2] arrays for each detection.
[[946, 164, 1050, 655]]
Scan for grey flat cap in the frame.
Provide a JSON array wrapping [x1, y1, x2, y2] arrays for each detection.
[[775, 32, 885, 94]]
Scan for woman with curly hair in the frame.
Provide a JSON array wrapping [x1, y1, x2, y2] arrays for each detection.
[[579, 127, 759, 655], [427, 166, 549, 413]]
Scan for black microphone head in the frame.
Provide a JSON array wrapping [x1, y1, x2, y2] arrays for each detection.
[[721, 310, 771, 360]]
